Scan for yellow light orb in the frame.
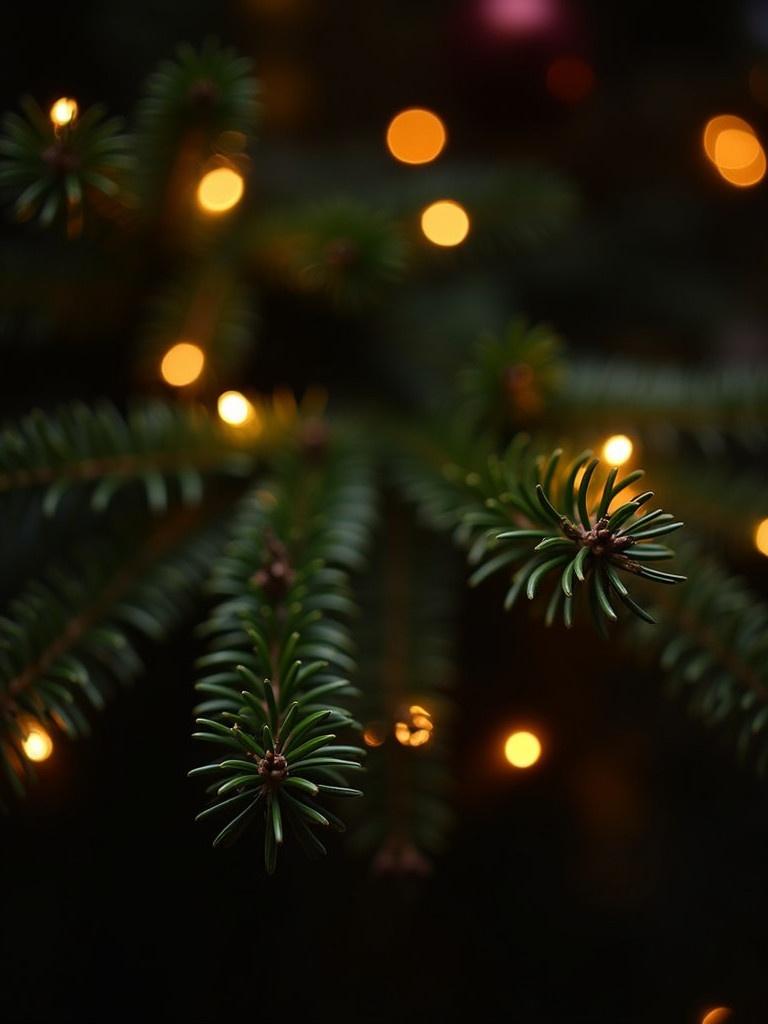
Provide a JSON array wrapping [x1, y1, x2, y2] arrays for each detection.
[[217, 390, 253, 426], [703, 114, 767, 188], [386, 108, 447, 165], [49, 97, 78, 127], [701, 1009, 732, 1024], [717, 146, 767, 187], [22, 724, 53, 763], [196, 167, 245, 214], [420, 200, 470, 247], [601, 434, 634, 466], [755, 518, 768, 556], [703, 115, 754, 162], [504, 730, 542, 769], [394, 705, 434, 747], [160, 342, 205, 387], [713, 128, 761, 170]]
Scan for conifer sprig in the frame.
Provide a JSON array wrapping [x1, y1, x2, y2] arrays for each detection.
[[191, 442, 376, 871], [0, 400, 255, 515], [397, 432, 686, 631], [0, 517, 222, 801]]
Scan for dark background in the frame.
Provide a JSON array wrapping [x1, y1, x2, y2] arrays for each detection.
[[1, 2, 768, 1021]]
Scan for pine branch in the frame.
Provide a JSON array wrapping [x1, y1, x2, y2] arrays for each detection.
[[631, 544, 768, 771], [0, 512, 224, 800], [395, 429, 685, 632], [0, 96, 133, 234], [191, 440, 377, 872], [0, 400, 255, 514]]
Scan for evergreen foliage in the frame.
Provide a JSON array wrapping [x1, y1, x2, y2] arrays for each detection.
[[0, 40, 766, 879]]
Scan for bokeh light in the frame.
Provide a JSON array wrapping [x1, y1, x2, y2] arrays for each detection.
[[49, 97, 78, 127], [196, 167, 245, 213], [420, 200, 470, 247], [601, 434, 634, 466], [217, 390, 254, 426], [362, 722, 386, 747], [701, 1009, 732, 1024], [395, 705, 434, 747], [160, 342, 205, 387], [546, 57, 595, 104], [504, 730, 542, 768], [481, 0, 557, 35], [703, 114, 766, 187], [386, 108, 447, 165], [22, 723, 53, 762], [755, 517, 768, 556]]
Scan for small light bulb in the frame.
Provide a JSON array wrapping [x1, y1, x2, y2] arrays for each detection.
[[49, 97, 78, 127], [218, 390, 253, 426], [363, 723, 386, 747], [601, 434, 633, 466], [394, 705, 434, 747], [196, 167, 245, 214], [160, 342, 205, 387], [504, 730, 542, 768], [701, 1009, 732, 1024], [755, 518, 768, 556], [22, 724, 53, 762], [386, 108, 447, 165], [420, 200, 470, 247]]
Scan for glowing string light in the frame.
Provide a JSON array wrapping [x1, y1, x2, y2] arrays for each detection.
[[703, 114, 767, 187], [386, 108, 447, 165], [49, 97, 78, 127], [601, 434, 634, 466], [504, 730, 542, 768], [196, 167, 245, 213], [755, 517, 768, 556], [160, 343, 205, 387], [394, 705, 434, 747], [22, 723, 53, 762], [701, 1009, 732, 1024], [217, 390, 254, 426], [420, 200, 470, 247]]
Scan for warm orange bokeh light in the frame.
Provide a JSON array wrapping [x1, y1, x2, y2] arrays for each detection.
[[717, 148, 767, 187], [703, 115, 753, 162], [755, 518, 768, 556], [160, 342, 205, 387], [363, 723, 386, 748], [196, 167, 245, 213], [504, 730, 542, 768], [22, 723, 53, 762], [49, 97, 78, 127], [420, 200, 470, 247], [701, 1008, 732, 1024], [394, 705, 434, 747], [546, 57, 595, 104], [713, 128, 761, 169], [703, 114, 766, 187], [386, 108, 447, 165]]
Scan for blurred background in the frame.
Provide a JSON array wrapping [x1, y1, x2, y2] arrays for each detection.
[[1, 1, 767, 1021]]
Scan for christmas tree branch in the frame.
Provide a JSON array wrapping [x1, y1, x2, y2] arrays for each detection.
[[0, 509, 225, 800], [191, 439, 377, 871], [0, 400, 256, 514], [631, 544, 768, 771]]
